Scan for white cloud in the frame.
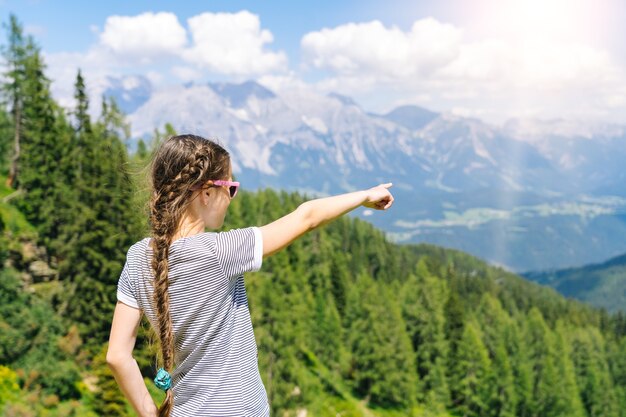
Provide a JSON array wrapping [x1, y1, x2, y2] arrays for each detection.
[[302, 18, 461, 79], [34, 11, 626, 125], [99, 12, 187, 60], [300, 17, 626, 123], [171, 66, 203, 82], [145, 71, 164, 85], [46, 10, 284, 91], [182, 10, 287, 75], [43, 10, 288, 114], [257, 71, 313, 94]]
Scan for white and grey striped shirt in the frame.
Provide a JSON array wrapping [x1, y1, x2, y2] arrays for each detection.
[[116, 226, 270, 416]]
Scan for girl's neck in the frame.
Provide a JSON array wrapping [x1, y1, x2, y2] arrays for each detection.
[[172, 215, 206, 240]]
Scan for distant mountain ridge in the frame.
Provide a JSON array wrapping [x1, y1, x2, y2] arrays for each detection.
[[382, 104, 439, 131], [209, 80, 277, 108], [524, 253, 626, 312], [103, 76, 626, 272]]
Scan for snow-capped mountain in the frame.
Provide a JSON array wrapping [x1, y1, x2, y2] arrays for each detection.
[[504, 118, 626, 195], [126, 80, 573, 196], [102, 75, 152, 115], [110, 80, 626, 271]]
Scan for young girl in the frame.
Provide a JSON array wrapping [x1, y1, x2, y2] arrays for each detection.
[[106, 134, 394, 417]]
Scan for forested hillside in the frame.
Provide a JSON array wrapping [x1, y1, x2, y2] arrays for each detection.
[[525, 253, 626, 313], [1, 14, 626, 417]]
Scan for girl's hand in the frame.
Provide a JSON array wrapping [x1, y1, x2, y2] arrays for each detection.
[[363, 183, 394, 210]]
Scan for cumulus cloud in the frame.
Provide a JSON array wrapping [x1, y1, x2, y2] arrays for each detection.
[[182, 11, 287, 75], [36, 11, 626, 124], [300, 17, 626, 123], [171, 66, 203, 82], [43, 10, 287, 115], [95, 10, 287, 74], [99, 12, 187, 60], [302, 18, 461, 79], [47, 10, 285, 80]]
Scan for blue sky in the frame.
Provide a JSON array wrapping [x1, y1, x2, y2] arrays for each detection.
[[4, 1, 458, 53], [2, 0, 625, 124]]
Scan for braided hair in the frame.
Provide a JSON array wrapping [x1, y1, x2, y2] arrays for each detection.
[[147, 134, 230, 416]]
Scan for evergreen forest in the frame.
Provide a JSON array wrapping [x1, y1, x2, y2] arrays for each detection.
[[1, 14, 626, 417]]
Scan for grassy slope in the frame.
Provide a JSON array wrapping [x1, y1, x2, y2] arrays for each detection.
[[0, 176, 36, 237]]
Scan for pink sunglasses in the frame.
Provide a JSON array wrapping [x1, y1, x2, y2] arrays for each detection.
[[195, 180, 240, 198]]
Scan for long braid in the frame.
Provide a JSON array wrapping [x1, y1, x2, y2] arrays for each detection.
[[147, 134, 230, 416], [150, 197, 177, 417]]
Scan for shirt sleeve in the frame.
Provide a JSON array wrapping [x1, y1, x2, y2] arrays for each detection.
[[214, 226, 263, 278], [117, 260, 140, 309]]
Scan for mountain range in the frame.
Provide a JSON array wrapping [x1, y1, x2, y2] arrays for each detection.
[[103, 75, 626, 272]]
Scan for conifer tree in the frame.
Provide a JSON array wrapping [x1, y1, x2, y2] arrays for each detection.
[[311, 292, 344, 371], [449, 319, 492, 417], [1, 14, 27, 188], [475, 294, 517, 417], [402, 259, 450, 408], [328, 251, 350, 317], [135, 138, 148, 160], [551, 321, 586, 417], [570, 326, 619, 417], [523, 308, 587, 417], [58, 75, 139, 343], [6, 21, 74, 256], [506, 315, 534, 417], [608, 336, 626, 415], [348, 273, 418, 408], [0, 108, 11, 174], [252, 247, 316, 413], [525, 308, 559, 416]]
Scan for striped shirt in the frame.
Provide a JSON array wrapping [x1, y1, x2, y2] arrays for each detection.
[[116, 226, 270, 416]]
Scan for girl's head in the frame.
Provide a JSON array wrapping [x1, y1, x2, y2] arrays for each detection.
[[149, 134, 233, 233], [147, 134, 231, 416]]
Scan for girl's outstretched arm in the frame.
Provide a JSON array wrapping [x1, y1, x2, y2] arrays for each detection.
[[260, 183, 394, 258], [107, 301, 157, 417]]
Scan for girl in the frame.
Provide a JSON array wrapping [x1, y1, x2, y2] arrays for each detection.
[[106, 134, 394, 417]]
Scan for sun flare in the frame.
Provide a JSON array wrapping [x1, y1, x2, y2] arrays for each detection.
[[466, 0, 606, 45]]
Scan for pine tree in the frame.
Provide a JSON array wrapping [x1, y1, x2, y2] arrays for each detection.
[[1, 14, 27, 188], [508, 321, 533, 417], [6, 23, 74, 255], [58, 76, 139, 343], [449, 319, 492, 417], [475, 294, 517, 417], [348, 273, 418, 408], [523, 308, 586, 417], [608, 336, 626, 416], [311, 292, 344, 372], [0, 108, 11, 175], [570, 326, 619, 417], [402, 259, 450, 408], [552, 321, 586, 417], [251, 246, 317, 414]]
